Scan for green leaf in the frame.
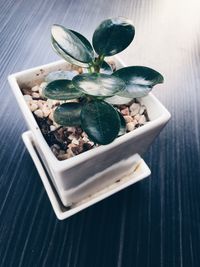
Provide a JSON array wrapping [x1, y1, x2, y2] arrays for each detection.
[[72, 73, 125, 97], [117, 111, 126, 136], [54, 103, 82, 126], [43, 80, 83, 100], [92, 17, 135, 56], [51, 25, 94, 67], [81, 101, 120, 145], [70, 30, 94, 56], [100, 61, 113, 74], [45, 71, 78, 83], [113, 66, 164, 98], [52, 36, 79, 65]]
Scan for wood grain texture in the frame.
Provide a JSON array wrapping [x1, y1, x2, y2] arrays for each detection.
[[0, 0, 200, 266]]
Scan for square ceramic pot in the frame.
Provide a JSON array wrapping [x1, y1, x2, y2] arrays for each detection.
[[8, 57, 171, 207]]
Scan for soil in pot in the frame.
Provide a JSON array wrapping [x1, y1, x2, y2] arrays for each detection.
[[21, 62, 150, 161]]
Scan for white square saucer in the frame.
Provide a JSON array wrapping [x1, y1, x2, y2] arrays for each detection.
[[22, 131, 151, 220]]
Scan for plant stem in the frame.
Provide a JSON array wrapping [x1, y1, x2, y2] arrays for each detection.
[[88, 55, 105, 73], [94, 55, 105, 73], [88, 65, 95, 73]]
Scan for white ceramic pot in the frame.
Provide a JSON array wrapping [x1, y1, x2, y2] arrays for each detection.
[[8, 57, 171, 208]]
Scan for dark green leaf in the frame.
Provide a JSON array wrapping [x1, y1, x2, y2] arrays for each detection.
[[70, 30, 95, 56], [100, 61, 113, 74], [43, 80, 83, 100], [45, 71, 78, 82], [113, 66, 164, 98], [92, 17, 135, 56], [52, 36, 78, 65], [117, 111, 126, 136], [81, 101, 120, 145], [72, 73, 125, 97], [51, 25, 94, 67], [54, 102, 82, 126]]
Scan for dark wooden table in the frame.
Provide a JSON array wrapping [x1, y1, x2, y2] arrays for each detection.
[[1, 0, 200, 266]]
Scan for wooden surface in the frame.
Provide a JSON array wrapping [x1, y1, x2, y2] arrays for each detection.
[[0, 0, 200, 266]]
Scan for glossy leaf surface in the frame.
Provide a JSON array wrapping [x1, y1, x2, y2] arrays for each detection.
[[100, 61, 113, 74], [113, 66, 164, 98], [72, 73, 125, 97], [43, 80, 83, 100], [92, 17, 135, 56], [54, 102, 82, 126], [51, 25, 94, 67], [52, 36, 81, 66], [81, 101, 120, 144]]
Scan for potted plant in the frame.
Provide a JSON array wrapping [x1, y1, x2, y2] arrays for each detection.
[[8, 17, 170, 209]]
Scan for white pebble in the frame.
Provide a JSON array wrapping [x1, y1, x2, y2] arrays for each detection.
[[32, 92, 40, 98], [67, 127, 76, 133], [46, 99, 53, 108], [31, 85, 39, 92], [68, 143, 76, 148], [71, 138, 79, 145], [51, 144, 60, 156], [68, 134, 75, 141], [40, 82, 48, 89], [50, 125, 56, 131], [51, 100, 60, 106], [134, 114, 141, 121], [130, 103, 140, 116], [81, 132, 88, 138], [39, 88, 43, 97], [127, 122, 136, 132], [107, 59, 116, 70], [138, 115, 146, 124], [53, 144, 60, 150], [139, 105, 146, 115], [121, 107, 129, 116], [29, 102, 38, 112], [67, 148, 75, 158], [124, 116, 133, 123], [82, 136, 89, 142], [53, 121, 60, 128], [24, 95, 32, 101], [37, 100, 45, 109], [42, 108, 50, 117], [57, 153, 69, 160], [88, 141, 94, 146], [39, 82, 47, 96], [42, 102, 48, 108], [34, 109, 43, 118]]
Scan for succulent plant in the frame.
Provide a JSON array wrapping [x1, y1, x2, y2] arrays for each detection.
[[43, 17, 164, 145]]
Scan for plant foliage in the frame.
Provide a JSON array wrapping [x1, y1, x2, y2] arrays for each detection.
[[43, 17, 164, 145]]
